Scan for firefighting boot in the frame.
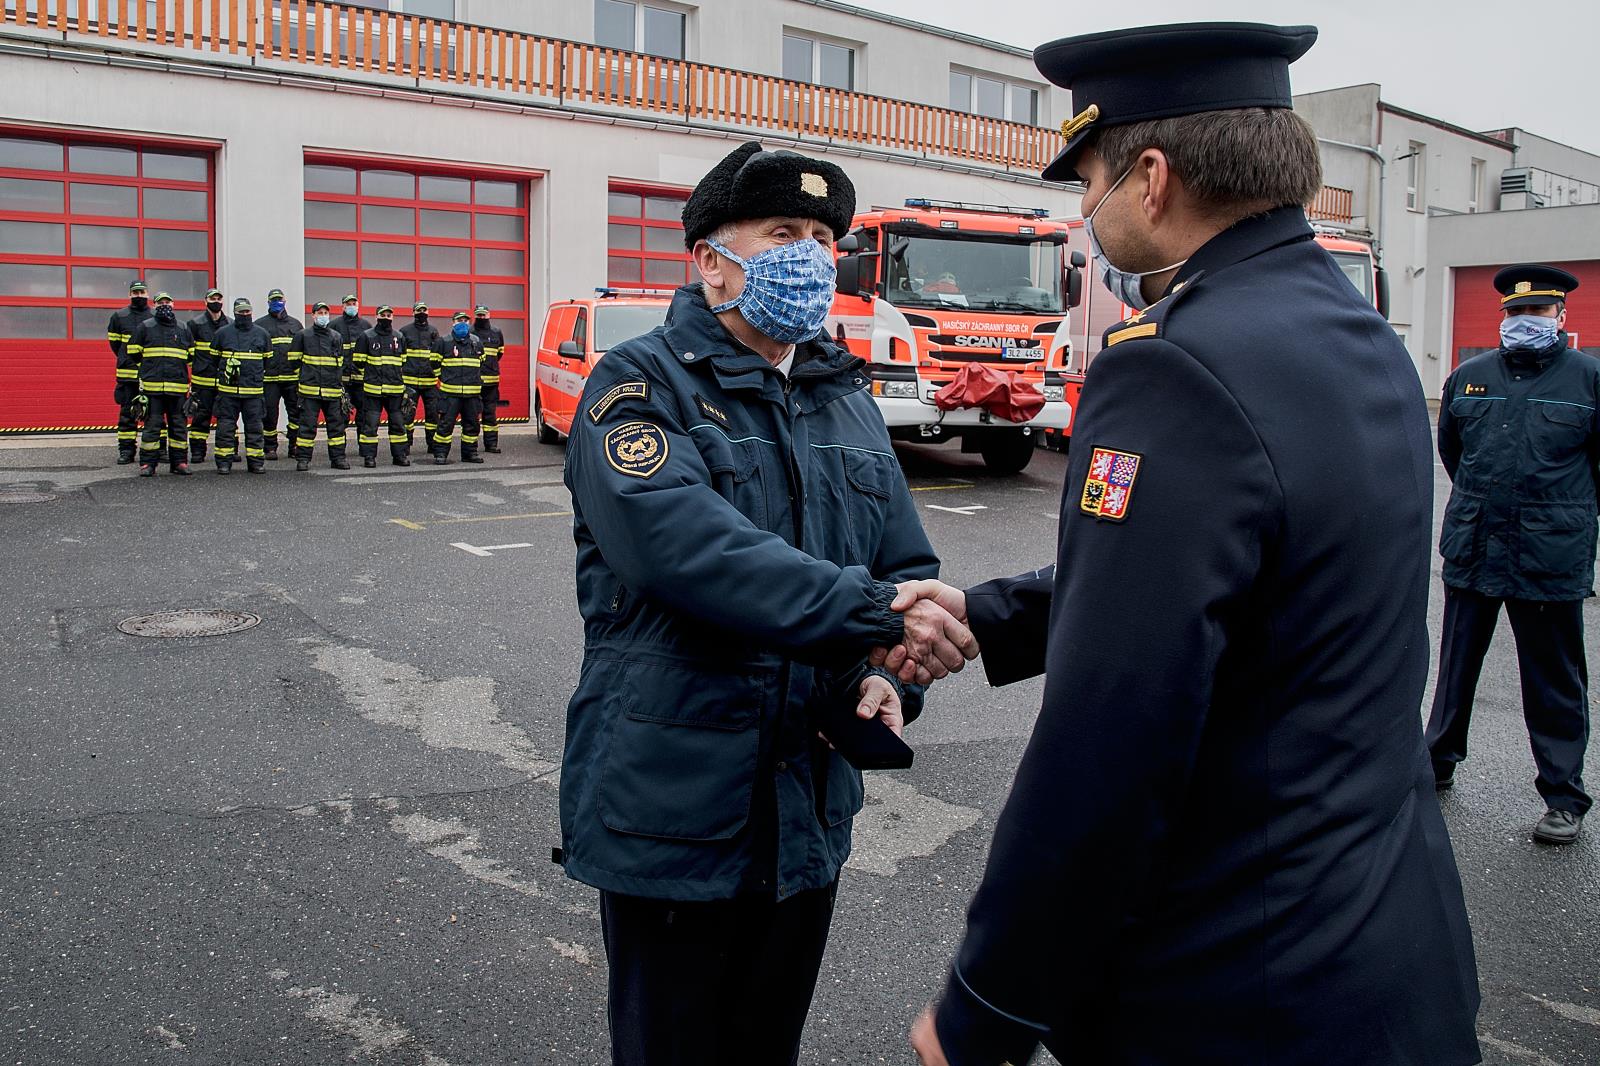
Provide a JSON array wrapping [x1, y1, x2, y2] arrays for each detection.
[[463, 449, 483, 464], [331, 455, 350, 471], [170, 461, 191, 476], [247, 459, 266, 474], [139, 463, 156, 477], [484, 430, 500, 454], [296, 457, 311, 472], [190, 439, 207, 463], [216, 462, 232, 475], [363, 457, 377, 468], [117, 450, 135, 465]]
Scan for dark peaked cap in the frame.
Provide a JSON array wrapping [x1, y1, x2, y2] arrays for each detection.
[[681, 141, 855, 248], [1034, 22, 1318, 183], [1494, 263, 1579, 309]]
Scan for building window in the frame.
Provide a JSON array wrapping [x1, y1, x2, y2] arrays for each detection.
[[341, 0, 455, 17], [1468, 158, 1485, 213], [607, 184, 691, 290], [1405, 141, 1426, 212], [782, 33, 856, 91], [595, 0, 686, 59], [950, 69, 1038, 124]]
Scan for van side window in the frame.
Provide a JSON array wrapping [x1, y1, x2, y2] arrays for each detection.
[[573, 309, 589, 352]]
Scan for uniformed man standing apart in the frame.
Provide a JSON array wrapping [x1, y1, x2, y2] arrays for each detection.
[[430, 311, 486, 465], [355, 304, 411, 468], [471, 305, 505, 453], [186, 287, 228, 465], [400, 301, 441, 449], [1427, 265, 1593, 846], [108, 279, 153, 464], [258, 287, 303, 461], [290, 301, 353, 471], [211, 297, 271, 475], [560, 141, 975, 1066], [332, 293, 371, 408], [127, 292, 194, 477], [893, 24, 1482, 1066]]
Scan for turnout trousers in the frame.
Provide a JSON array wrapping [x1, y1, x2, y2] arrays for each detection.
[[140, 394, 188, 468], [114, 381, 140, 459], [296, 395, 348, 462], [1426, 584, 1592, 816], [188, 384, 217, 461], [359, 393, 409, 461], [431, 394, 481, 459], [410, 385, 442, 449], [213, 394, 265, 468], [262, 380, 299, 457], [480, 381, 501, 449], [598, 880, 837, 1066]]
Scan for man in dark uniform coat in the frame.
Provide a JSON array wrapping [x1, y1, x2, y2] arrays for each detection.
[[898, 23, 1482, 1066], [1427, 264, 1593, 845]]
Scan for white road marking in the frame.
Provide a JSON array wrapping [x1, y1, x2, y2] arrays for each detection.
[[389, 811, 594, 917], [545, 938, 593, 965], [1479, 1034, 1562, 1066], [845, 775, 982, 877], [451, 540, 534, 557], [148, 1024, 188, 1051], [469, 492, 507, 505], [276, 977, 455, 1065], [302, 640, 558, 779], [1526, 994, 1600, 1028], [926, 503, 988, 516]]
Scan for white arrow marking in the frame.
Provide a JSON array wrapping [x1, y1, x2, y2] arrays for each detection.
[[451, 541, 534, 557], [927, 504, 988, 516]]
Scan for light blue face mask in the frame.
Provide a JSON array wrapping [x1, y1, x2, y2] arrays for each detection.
[[1500, 313, 1560, 351], [1084, 164, 1187, 311], [707, 236, 837, 345]]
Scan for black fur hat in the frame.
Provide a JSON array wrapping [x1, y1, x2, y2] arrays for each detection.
[[681, 141, 855, 249]]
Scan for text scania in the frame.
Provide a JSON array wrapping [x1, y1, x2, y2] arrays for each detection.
[[950, 335, 1040, 349]]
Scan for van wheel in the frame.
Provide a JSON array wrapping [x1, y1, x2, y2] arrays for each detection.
[[979, 431, 1035, 475], [535, 391, 560, 444]]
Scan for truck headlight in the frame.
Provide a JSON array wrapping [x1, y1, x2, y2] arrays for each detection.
[[873, 379, 918, 399], [1042, 385, 1065, 402]]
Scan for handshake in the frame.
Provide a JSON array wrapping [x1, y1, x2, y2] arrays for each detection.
[[872, 580, 981, 686]]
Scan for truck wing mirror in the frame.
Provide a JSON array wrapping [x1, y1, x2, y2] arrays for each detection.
[[836, 252, 879, 300], [1066, 249, 1086, 310], [1375, 267, 1390, 321], [835, 233, 860, 253]]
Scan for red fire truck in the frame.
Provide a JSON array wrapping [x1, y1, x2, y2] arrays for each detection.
[[829, 199, 1086, 475]]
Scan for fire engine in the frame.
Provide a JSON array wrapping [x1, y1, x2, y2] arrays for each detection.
[[829, 199, 1086, 475]]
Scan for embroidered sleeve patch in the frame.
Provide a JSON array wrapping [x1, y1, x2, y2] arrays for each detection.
[[1080, 446, 1142, 521], [589, 379, 650, 423], [694, 393, 731, 429], [605, 421, 669, 479]]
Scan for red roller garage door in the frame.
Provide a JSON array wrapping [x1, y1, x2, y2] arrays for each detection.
[[303, 158, 533, 420], [1452, 260, 1600, 369], [0, 127, 216, 432]]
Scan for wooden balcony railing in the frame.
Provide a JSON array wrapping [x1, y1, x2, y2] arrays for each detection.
[[1308, 185, 1355, 225], [1, 0, 1063, 173]]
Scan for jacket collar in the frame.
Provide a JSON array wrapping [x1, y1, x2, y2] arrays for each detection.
[[1166, 205, 1315, 296], [1502, 333, 1569, 371], [662, 285, 862, 398]]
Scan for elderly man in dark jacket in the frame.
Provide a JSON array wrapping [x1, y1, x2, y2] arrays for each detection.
[[1428, 263, 1595, 845], [561, 141, 974, 1066]]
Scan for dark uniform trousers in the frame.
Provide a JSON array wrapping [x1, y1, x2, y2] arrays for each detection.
[[297, 395, 348, 462], [359, 393, 409, 461], [412, 385, 442, 449], [1427, 586, 1592, 815], [140, 394, 188, 466], [599, 882, 837, 1066], [188, 384, 217, 461], [213, 395, 266, 466], [114, 382, 141, 458], [263, 380, 299, 457], [431, 395, 481, 459], [480, 381, 500, 449]]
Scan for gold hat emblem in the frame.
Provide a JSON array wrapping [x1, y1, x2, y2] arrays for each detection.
[[1514, 281, 1532, 294], [1060, 103, 1100, 141], [801, 172, 829, 197]]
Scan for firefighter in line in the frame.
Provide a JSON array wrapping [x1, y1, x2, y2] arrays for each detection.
[[211, 297, 271, 475], [108, 278, 153, 464], [258, 287, 304, 461], [431, 311, 486, 465], [126, 292, 194, 477], [472, 305, 505, 453], [355, 305, 411, 467], [401, 300, 441, 449], [332, 293, 371, 409], [290, 301, 353, 471], [185, 287, 228, 465]]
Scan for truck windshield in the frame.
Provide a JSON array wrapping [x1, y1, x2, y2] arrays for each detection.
[[1330, 251, 1373, 306], [594, 304, 670, 352], [884, 232, 1064, 313]]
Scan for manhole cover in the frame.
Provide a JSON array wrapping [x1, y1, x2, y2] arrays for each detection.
[[0, 492, 56, 503], [117, 609, 262, 638]]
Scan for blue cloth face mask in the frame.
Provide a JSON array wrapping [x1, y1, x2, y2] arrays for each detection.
[[707, 236, 837, 345], [343, 305, 359, 317], [1500, 314, 1560, 351], [452, 322, 471, 339], [314, 314, 331, 328], [268, 298, 286, 314], [1084, 164, 1187, 312]]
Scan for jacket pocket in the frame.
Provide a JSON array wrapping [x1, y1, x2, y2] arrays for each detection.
[[708, 438, 767, 529], [1519, 504, 1596, 577], [1528, 402, 1592, 462], [598, 659, 763, 841], [821, 750, 865, 828], [1438, 496, 1481, 564], [842, 448, 897, 566]]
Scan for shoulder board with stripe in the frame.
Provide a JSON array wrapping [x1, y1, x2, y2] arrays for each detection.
[[1100, 270, 1206, 349]]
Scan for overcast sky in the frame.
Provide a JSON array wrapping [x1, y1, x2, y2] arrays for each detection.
[[862, 0, 1600, 156]]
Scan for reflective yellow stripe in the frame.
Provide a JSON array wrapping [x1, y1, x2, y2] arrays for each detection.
[[115, 369, 139, 379], [218, 385, 266, 395], [140, 382, 190, 393], [302, 355, 342, 366], [482, 375, 501, 383], [439, 384, 482, 395], [191, 376, 218, 387]]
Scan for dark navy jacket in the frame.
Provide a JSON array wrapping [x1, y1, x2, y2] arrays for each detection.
[[935, 208, 1482, 1066], [1438, 337, 1600, 601], [560, 285, 938, 903]]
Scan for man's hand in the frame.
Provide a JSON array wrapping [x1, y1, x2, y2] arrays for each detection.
[[910, 1006, 950, 1065], [857, 673, 904, 737], [871, 580, 978, 685]]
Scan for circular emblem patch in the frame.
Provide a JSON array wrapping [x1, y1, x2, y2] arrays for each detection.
[[605, 420, 669, 479]]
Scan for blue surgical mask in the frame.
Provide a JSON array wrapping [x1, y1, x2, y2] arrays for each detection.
[[707, 236, 837, 345], [1084, 165, 1187, 312], [1500, 314, 1560, 351], [452, 322, 471, 339], [343, 305, 358, 317], [314, 314, 331, 328], [268, 298, 285, 314]]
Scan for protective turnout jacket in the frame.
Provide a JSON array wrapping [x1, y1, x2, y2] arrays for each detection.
[[401, 320, 441, 389], [432, 332, 485, 395], [291, 323, 352, 399], [127, 318, 193, 394], [259, 310, 304, 384], [187, 311, 230, 389], [473, 323, 505, 385], [212, 320, 270, 396], [560, 285, 938, 903], [108, 303, 153, 383], [357, 325, 407, 394]]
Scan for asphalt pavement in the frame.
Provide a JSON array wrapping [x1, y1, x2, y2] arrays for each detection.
[[0, 427, 1596, 1065]]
